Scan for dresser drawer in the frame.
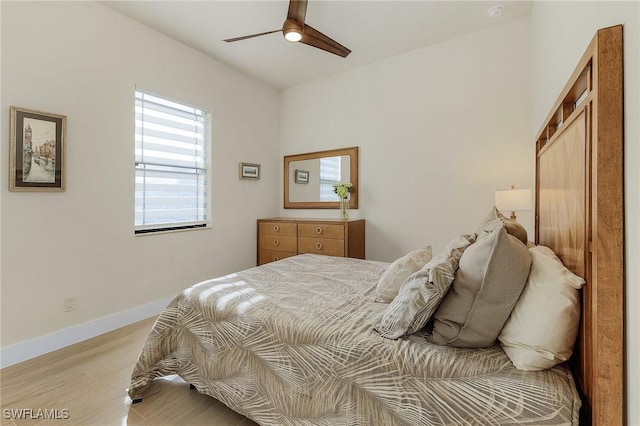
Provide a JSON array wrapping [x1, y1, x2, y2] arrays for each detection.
[[298, 223, 344, 239], [258, 250, 297, 265], [259, 222, 297, 236], [259, 235, 297, 252], [257, 218, 364, 265], [298, 237, 345, 257]]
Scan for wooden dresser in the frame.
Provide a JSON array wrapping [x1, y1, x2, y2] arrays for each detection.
[[257, 218, 365, 265]]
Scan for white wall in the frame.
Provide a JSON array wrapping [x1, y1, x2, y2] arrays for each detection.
[[530, 2, 639, 424], [289, 158, 321, 201], [0, 2, 280, 348], [280, 18, 533, 260]]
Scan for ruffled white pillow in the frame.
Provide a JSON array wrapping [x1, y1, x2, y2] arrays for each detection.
[[374, 246, 433, 303], [499, 245, 585, 370]]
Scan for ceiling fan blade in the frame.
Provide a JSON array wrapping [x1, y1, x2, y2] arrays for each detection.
[[287, 0, 308, 26], [224, 29, 281, 43], [300, 25, 351, 58]]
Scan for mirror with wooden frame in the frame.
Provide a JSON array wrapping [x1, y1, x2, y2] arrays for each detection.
[[284, 147, 358, 209]]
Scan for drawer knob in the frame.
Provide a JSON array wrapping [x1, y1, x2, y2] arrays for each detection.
[[273, 240, 280, 246], [315, 227, 323, 235], [273, 225, 280, 232], [316, 242, 323, 250]]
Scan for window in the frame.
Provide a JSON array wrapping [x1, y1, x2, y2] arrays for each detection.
[[135, 91, 210, 234], [319, 156, 341, 201]]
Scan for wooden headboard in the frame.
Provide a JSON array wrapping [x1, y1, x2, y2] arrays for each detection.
[[534, 25, 624, 426]]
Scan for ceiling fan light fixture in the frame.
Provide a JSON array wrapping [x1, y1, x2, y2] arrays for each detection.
[[283, 19, 303, 42], [284, 29, 302, 42]]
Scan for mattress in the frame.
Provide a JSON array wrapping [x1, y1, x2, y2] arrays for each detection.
[[128, 254, 580, 425]]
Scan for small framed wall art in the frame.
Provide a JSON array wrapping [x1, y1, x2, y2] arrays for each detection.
[[9, 106, 66, 191], [239, 162, 260, 180], [294, 169, 309, 184]]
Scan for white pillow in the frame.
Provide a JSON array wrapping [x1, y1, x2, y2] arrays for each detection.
[[374, 246, 433, 302], [499, 245, 585, 370]]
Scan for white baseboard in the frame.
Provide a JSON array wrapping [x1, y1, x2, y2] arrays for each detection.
[[0, 296, 172, 369]]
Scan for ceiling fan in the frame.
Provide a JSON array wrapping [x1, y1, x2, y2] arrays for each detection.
[[224, 0, 351, 58]]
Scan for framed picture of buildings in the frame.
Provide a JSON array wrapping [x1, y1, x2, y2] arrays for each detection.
[[294, 169, 309, 184], [9, 106, 66, 191], [239, 162, 260, 180]]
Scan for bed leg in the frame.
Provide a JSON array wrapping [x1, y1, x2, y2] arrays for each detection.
[[131, 398, 143, 404], [189, 384, 196, 390]]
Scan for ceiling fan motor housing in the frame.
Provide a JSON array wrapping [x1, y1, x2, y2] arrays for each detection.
[[283, 19, 303, 42]]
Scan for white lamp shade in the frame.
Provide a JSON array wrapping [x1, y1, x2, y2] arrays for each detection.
[[495, 188, 532, 212]]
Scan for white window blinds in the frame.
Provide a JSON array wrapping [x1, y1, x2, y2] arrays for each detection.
[[135, 91, 210, 234], [319, 156, 341, 201]]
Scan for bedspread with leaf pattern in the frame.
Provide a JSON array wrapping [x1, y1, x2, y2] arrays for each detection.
[[129, 254, 580, 425]]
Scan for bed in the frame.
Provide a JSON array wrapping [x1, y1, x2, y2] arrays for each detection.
[[128, 26, 624, 426], [128, 252, 581, 425]]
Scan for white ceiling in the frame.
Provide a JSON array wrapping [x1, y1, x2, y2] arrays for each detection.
[[102, 0, 532, 90]]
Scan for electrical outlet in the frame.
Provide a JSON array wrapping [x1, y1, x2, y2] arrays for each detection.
[[64, 297, 76, 312]]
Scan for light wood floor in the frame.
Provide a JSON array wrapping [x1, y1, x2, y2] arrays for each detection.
[[0, 317, 259, 426]]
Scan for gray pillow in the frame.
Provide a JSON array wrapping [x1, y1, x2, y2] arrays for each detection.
[[375, 234, 475, 339], [475, 206, 528, 244], [430, 224, 532, 347]]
